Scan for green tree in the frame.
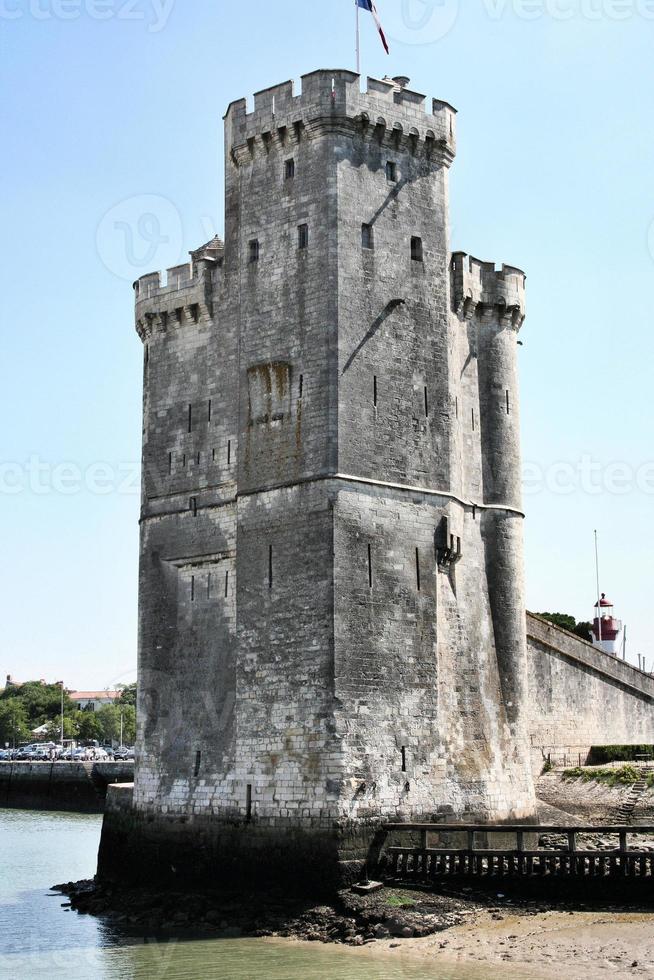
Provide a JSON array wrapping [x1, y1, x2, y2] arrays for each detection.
[[76, 711, 103, 742], [0, 681, 75, 730], [573, 621, 593, 642], [93, 704, 137, 745], [117, 684, 137, 707], [0, 700, 30, 747], [537, 612, 593, 644], [43, 716, 77, 742]]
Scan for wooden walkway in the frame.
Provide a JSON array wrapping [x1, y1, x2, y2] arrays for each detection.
[[381, 823, 654, 882]]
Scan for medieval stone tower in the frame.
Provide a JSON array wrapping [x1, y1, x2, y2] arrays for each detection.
[[112, 70, 537, 884]]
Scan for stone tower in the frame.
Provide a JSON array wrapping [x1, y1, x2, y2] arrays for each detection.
[[105, 70, 536, 886]]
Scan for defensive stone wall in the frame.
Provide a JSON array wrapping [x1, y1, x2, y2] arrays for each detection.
[[527, 613, 654, 770]]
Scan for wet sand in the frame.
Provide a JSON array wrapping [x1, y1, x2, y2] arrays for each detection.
[[364, 909, 654, 978]]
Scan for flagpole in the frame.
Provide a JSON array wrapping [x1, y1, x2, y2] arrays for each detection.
[[355, 0, 361, 74]]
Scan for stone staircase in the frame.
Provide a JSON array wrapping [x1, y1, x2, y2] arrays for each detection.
[[616, 769, 653, 824]]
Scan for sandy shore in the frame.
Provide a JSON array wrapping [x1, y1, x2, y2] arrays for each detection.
[[359, 909, 654, 979]]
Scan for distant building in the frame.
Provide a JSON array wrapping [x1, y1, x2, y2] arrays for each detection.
[[70, 691, 121, 712]]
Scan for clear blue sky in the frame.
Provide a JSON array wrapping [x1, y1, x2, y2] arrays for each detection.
[[2, 0, 653, 688]]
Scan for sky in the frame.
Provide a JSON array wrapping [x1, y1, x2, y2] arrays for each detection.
[[1, 0, 653, 689]]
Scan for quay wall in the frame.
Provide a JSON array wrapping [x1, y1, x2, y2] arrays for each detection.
[[0, 761, 134, 813]]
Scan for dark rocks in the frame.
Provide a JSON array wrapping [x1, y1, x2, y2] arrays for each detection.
[[51, 879, 492, 946]]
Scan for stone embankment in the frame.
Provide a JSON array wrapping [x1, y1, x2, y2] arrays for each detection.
[[0, 761, 134, 812], [536, 769, 654, 825]]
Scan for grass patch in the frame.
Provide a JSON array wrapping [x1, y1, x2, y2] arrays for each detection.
[[385, 892, 417, 909], [562, 765, 654, 789]]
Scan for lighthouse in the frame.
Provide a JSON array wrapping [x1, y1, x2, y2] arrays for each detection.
[[591, 593, 622, 656]]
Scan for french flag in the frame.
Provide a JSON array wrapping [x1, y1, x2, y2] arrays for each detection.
[[357, 0, 390, 55]]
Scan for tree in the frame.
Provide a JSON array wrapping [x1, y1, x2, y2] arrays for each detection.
[[538, 612, 593, 644], [94, 704, 137, 745], [76, 712, 103, 742], [117, 684, 137, 707], [0, 700, 30, 747], [0, 681, 75, 729], [573, 621, 593, 643], [43, 716, 77, 742]]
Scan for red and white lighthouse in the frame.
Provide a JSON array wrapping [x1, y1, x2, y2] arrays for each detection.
[[591, 593, 622, 656]]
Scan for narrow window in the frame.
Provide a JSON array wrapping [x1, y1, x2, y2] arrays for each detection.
[[208, 399, 212, 423], [386, 161, 397, 182], [361, 223, 373, 250], [190, 575, 195, 602], [472, 408, 476, 431], [506, 389, 511, 415], [249, 239, 260, 263], [145, 344, 149, 366], [367, 543, 373, 589], [207, 574, 211, 599], [212, 448, 216, 462], [285, 158, 295, 180], [373, 375, 378, 408], [190, 497, 198, 516], [415, 548, 421, 592], [473, 505, 477, 521], [298, 223, 309, 250], [227, 440, 232, 465], [455, 396, 459, 419], [197, 452, 201, 466], [194, 750, 201, 778], [411, 236, 423, 262], [188, 404, 193, 433], [168, 452, 172, 474], [246, 784, 253, 822], [183, 453, 187, 468], [224, 570, 229, 598], [401, 746, 407, 772], [299, 374, 304, 399], [268, 544, 273, 589], [424, 386, 429, 418]]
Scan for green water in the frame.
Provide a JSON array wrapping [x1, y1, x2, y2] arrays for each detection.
[[0, 809, 535, 979]]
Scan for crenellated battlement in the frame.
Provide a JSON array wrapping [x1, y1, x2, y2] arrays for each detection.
[[451, 252, 526, 327], [134, 237, 223, 341], [224, 70, 457, 165]]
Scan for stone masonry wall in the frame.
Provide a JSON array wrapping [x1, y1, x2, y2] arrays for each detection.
[[527, 613, 654, 770]]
